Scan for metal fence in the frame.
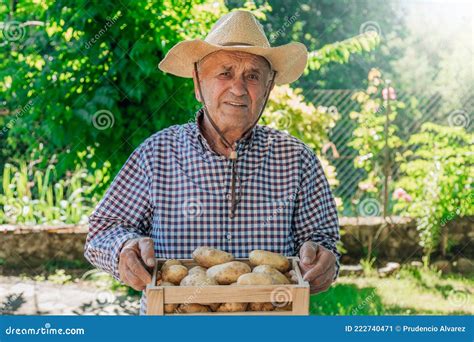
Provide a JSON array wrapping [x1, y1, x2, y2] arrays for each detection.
[[309, 88, 472, 216]]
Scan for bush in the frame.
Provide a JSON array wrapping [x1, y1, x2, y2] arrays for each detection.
[[394, 123, 473, 262]]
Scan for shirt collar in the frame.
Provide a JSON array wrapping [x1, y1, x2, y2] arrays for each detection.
[[194, 108, 257, 158]]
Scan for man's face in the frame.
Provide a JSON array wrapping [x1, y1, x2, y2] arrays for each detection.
[[193, 50, 274, 133]]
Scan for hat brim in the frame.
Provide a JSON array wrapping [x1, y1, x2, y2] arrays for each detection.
[[158, 39, 308, 85]]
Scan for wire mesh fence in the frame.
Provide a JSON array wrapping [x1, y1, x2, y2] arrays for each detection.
[[310, 88, 472, 217]]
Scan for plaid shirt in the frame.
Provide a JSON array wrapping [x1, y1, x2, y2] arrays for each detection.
[[84, 109, 340, 315]]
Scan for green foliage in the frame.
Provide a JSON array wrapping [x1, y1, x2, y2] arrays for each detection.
[[262, 84, 341, 200], [306, 32, 380, 72], [0, 0, 228, 177], [393, 123, 474, 261], [0, 155, 108, 224], [360, 256, 377, 277], [0, 1, 385, 225], [229, 0, 405, 90], [348, 68, 404, 212]]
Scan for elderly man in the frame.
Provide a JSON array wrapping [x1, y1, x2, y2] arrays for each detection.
[[84, 10, 340, 314]]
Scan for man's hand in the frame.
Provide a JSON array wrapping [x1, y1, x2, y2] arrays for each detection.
[[298, 241, 337, 294], [118, 237, 155, 291]]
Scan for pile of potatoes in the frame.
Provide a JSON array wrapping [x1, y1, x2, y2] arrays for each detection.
[[156, 247, 296, 313]]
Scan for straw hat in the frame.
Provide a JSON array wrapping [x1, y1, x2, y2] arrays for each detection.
[[158, 10, 308, 85]]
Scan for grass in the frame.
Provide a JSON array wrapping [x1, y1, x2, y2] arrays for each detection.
[[310, 266, 473, 315]]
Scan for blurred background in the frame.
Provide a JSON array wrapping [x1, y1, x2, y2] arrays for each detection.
[[0, 0, 472, 315]]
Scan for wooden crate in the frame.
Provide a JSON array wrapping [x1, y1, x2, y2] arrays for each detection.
[[146, 257, 310, 315]]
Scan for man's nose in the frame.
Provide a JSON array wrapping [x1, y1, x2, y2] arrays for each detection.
[[229, 77, 248, 97]]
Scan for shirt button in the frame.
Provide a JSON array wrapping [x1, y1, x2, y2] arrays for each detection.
[[225, 194, 231, 200], [225, 233, 232, 241]]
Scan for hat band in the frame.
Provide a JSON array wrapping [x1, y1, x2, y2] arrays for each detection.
[[220, 42, 255, 47]]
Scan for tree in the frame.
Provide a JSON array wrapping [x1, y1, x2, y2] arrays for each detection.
[[0, 0, 227, 177]]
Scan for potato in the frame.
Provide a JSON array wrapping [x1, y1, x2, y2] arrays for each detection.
[[162, 264, 188, 285], [161, 259, 182, 271], [192, 246, 234, 267], [274, 303, 292, 311], [217, 302, 248, 312], [161, 281, 175, 286], [248, 302, 274, 311], [180, 273, 218, 286], [249, 250, 290, 272], [237, 273, 274, 285], [208, 303, 221, 312], [176, 303, 211, 313], [252, 265, 291, 284], [188, 266, 207, 276], [207, 261, 251, 285]]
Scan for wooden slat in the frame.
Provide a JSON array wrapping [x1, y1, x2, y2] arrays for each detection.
[[146, 288, 164, 315], [163, 284, 307, 304], [167, 310, 292, 316], [291, 287, 310, 315], [150, 261, 159, 286], [292, 258, 305, 285]]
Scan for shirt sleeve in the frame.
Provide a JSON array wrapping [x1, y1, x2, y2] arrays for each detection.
[[292, 145, 341, 279], [84, 142, 153, 281]]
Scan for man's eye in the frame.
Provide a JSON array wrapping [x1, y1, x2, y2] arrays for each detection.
[[220, 72, 231, 77], [248, 74, 259, 80]]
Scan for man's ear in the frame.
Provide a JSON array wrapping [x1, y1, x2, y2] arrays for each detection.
[[192, 69, 202, 103]]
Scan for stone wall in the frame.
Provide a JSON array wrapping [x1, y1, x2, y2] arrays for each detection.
[[339, 216, 473, 264], [0, 216, 472, 268]]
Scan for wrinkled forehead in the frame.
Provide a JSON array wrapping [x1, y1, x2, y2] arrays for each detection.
[[198, 50, 271, 73]]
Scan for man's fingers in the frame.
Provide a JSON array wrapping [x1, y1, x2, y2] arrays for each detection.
[[138, 237, 156, 267], [125, 251, 152, 285], [303, 249, 335, 282], [312, 266, 336, 289], [123, 268, 146, 291], [310, 276, 334, 293], [303, 260, 333, 283], [299, 241, 318, 265], [121, 267, 145, 291], [310, 278, 332, 294]]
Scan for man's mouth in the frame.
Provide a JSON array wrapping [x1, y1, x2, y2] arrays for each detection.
[[224, 101, 247, 108]]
